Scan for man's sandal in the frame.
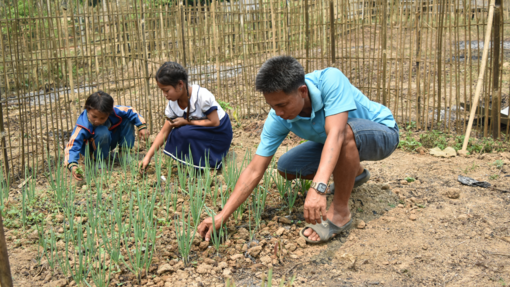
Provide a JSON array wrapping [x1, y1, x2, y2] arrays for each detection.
[[329, 169, 371, 194], [299, 218, 353, 244]]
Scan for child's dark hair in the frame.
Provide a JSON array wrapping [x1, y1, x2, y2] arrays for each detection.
[[84, 90, 114, 114], [155, 62, 188, 87]]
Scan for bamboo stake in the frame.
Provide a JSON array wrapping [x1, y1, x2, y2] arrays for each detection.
[[491, 0, 501, 139], [460, 0, 496, 155], [305, 0, 310, 73], [0, 212, 13, 287], [61, 6, 77, 124], [330, 0, 335, 64]]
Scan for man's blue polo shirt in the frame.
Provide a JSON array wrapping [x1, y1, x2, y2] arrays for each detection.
[[256, 67, 396, 157]]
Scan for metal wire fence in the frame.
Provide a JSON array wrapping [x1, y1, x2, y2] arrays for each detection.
[[0, 0, 509, 181]]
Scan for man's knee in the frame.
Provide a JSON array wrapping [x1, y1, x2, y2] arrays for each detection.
[[278, 169, 298, 180], [342, 124, 357, 149]]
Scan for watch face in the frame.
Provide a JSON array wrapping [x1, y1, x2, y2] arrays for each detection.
[[317, 183, 327, 193]]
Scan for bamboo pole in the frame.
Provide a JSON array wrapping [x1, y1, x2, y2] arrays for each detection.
[[139, 0, 153, 134], [305, 0, 310, 73], [330, 0, 335, 64], [491, 0, 501, 139], [460, 0, 496, 155], [61, 6, 77, 125], [0, 212, 13, 287]]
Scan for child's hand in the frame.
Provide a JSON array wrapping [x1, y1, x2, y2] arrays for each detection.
[[139, 155, 151, 173], [138, 129, 149, 141], [171, 117, 189, 128], [71, 166, 84, 181]]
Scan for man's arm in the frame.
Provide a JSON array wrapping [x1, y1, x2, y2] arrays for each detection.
[[198, 154, 273, 241], [303, 112, 349, 224]]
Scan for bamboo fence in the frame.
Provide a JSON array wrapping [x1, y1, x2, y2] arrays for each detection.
[[0, 0, 509, 181]]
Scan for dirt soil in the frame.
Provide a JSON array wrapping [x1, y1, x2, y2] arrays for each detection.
[[4, 120, 510, 287]]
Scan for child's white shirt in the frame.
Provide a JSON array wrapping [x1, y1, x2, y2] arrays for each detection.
[[164, 85, 226, 121]]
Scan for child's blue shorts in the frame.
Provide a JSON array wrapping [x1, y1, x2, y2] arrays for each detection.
[[277, 118, 399, 176]]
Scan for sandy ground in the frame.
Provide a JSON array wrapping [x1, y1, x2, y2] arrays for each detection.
[[4, 120, 510, 287]]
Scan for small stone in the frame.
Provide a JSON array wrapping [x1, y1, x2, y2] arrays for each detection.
[[222, 268, 232, 277], [42, 279, 67, 287], [285, 243, 297, 252], [422, 244, 429, 250], [400, 180, 408, 185], [356, 220, 366, 229], [157, 264, 175, 275], [443, 147, 457, 157], [445, 188, 460, 199], [398, 204, 404, 208], [196, 263, 213, 274], [458, 214, 469, 220], [203, 258, 216, 265], [237, 228, 250, 240], [296, 237, 307, 248], [230, 254, 244, 260], [198, 241, 209, 251], [279, 217, 292, 225], [409, 214, 417, 221], [218, 261, 228, 269], [276, 227, 286, 236], [55, 215, 64, 223], [174, 261, 185, 270], [247, 246, 263, 258], [381, 183, 390, 190], [260, 255, 272, 265]]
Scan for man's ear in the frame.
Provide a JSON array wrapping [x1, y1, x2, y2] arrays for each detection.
[[298, 85, 308, 99]]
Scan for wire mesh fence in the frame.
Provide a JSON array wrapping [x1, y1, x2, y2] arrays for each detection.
[[0, 0, 509, 181]]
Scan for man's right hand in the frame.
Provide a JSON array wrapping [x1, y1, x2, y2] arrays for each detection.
[[71, 166, 83, 181], [198, 213, 225, 242]]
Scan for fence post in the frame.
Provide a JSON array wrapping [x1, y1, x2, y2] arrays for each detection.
[[330, 0, 335, 64], [0, 95, 8, 183], [0, 212, 13, 287], [381, 0, 387, 106], [180, 5, 187, 68], [61, 6, 77, 125], [436, 0, 447, 129], [491, 0, 502, 139], [305, 0, 310, 73], [460, 0, 496, 155], [138, 0, 153, 134]]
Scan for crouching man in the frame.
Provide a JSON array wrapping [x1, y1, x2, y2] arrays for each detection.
[[198, 56, 399, 243]]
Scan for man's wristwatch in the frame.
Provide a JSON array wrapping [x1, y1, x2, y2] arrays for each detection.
[[311, 181, 329, 195]]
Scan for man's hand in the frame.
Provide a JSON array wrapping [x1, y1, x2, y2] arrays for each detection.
[[138, 128, 149, 141], [71, 166, 83, 181], [171, 117, 189, 128], [198, 213, 225, 242], [303, 188, 327, 224]]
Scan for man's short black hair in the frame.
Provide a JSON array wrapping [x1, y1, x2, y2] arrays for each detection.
[[255, 56, 305, 94]]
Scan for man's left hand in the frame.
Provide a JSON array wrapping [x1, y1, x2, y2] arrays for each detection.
[[303, 188, 327, 224], [138, 129, 149, 141]]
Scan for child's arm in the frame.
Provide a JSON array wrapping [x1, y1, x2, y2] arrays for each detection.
[[139, 120, 173, 171], [171, 110, 220, 128], [116, 106, 149, 140], [65, 126, 88, 180]]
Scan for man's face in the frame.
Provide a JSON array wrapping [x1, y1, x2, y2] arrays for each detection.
[[264, 85, 308, 120]]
